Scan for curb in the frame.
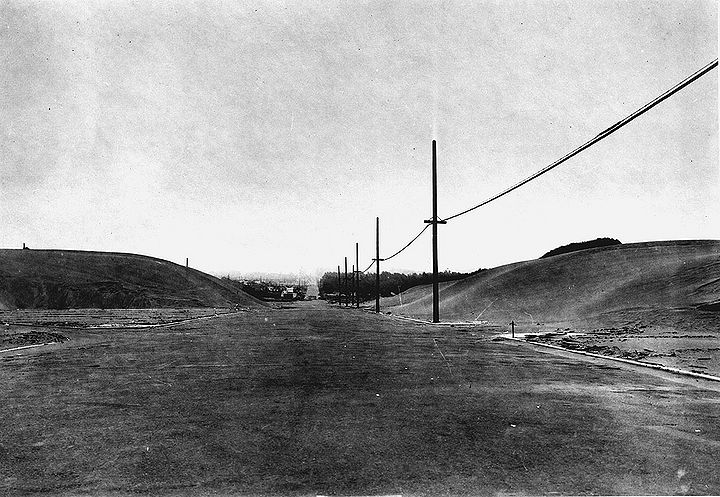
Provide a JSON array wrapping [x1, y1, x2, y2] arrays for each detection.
[[85, 310, 247, 330], [366, 310, 494, 327], [3, 309, 249, 331], [0, 343, 55, 354], [369, 310, 720, 384], [502, 336, 720, 383], [0, 312, 250, 355]]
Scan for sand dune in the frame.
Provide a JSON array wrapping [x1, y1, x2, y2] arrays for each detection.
[[391, 240, 720, 326], [0, 249, 264, 309]]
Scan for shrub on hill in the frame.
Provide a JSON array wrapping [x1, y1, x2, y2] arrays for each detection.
[[541, 237, 621, 259]]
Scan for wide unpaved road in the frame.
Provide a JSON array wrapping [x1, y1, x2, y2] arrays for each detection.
[[1, 301, 719, 496]]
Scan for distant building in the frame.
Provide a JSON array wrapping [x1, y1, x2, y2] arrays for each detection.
[[306, 284, 319, 300], [281, 286, 297, 300]]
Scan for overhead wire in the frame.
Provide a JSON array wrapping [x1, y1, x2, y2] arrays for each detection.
[[440, 58, 719, 222], [361, 260, 376, 273], [344, 58, 718, 277], [382, 224, 431, 261], [359, 223, 431, 273]]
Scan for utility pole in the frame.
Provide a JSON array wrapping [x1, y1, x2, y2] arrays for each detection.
[[337, 265, 341, 306], [424, 140, 446, 323], [344, 257, 348, 307], [355, 242, 360, 308], [375, 217, 380, 313]]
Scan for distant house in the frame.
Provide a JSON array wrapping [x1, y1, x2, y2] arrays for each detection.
[[281, 286, 297, 300], [306, 284, 319, 300]]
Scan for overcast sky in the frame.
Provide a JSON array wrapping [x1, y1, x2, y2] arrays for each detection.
[[1, 0, 717, 276]]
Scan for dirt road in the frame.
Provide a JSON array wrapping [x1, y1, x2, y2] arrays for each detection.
[[1, 301, 719, 495]]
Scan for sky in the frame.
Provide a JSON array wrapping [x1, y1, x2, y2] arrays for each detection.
[[1, 0, 717, 277]]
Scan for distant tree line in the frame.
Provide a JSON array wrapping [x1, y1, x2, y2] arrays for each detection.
[[318, 268, 485, 300], [540, 237, 621, 259]]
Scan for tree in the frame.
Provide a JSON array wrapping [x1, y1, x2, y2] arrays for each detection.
[[318, 268, 485, 300]]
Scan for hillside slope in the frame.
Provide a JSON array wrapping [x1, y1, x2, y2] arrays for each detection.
[[390, 240, 720, 329], [0, 249, 265, 309]]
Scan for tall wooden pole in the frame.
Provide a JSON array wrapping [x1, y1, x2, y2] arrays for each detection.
[[355, 242, 360, 308], [375, 217, 380, 313], [432, 140, 439, 322], [424, 140, 446, 323]]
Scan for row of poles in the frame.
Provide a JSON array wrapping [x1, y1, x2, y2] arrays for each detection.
[[336, 140, 443, 323], [333, 60, 720, 324], [336, 243, 361, 309]]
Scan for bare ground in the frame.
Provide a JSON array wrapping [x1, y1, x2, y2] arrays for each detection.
[[1, 301, 719, 495], [519, 307, 720, 378]]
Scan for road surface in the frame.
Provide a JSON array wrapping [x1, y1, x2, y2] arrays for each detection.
[[1, 301, 718, 495]]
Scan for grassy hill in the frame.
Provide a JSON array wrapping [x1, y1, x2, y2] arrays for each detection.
[[387, 240, 720, 331], [0, 249, 265, 309]]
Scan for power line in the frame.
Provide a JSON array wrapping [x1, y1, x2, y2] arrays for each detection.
[[360, 215, 434, 272], [346, 58, 717, 285], [441, 58, 718, 222], [382, 224, 431, 261], [360, 224, 430, 273]]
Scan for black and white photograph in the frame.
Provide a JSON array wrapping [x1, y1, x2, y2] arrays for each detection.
[[1, 0, 718, 495]]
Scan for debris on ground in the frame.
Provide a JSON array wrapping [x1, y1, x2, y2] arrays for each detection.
[[2, 331, 69, 347]]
